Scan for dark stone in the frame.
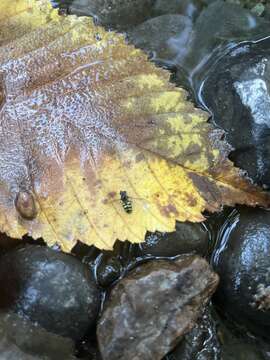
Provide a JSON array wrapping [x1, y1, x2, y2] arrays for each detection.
[[201, 37, 270, 187], [166, 307, 221, 360], [0, 311, 75, 360], [97, 256, 219, 360], [127, 14, 192, 67], [68, 0, 154, 30], [0, 233, 21, 254], [174, 1, 270, 91], [212, 207, 270, 340], [76, 334, 102, 360], [152, 0, 204, 21], [140, 221, 209, 257], [96, 255, 122, 287], [0, 245, 101, 340]]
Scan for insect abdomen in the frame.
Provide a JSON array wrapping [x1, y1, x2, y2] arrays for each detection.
[[122, 200, 132, 213]]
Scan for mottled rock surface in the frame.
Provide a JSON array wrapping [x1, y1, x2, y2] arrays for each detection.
[[97, 256, 219, 360], [0, 245, 101, 340]]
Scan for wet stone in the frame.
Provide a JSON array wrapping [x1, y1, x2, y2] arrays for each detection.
[[201, 38, 270, 187], [96, 254, 123, 288], [127, 14, 192, 67], [212, 207, 270, 340], [174, 1, 270, 91], [0, 245, 101, 340], [140, 221, 209, 258], [0, 311, 75, 360], [152, 0, 204, 21], [97, 256, 219, 360], [166, 306, 221, 360], [68, 0, 154, 30], [214, 309, 267, 360]]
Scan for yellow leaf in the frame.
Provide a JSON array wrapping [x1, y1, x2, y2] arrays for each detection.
[[0, 0, 268, 252]]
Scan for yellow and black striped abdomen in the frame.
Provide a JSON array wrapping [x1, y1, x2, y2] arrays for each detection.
[[121, 199, 132, 213], [120, 190, 133, 214]]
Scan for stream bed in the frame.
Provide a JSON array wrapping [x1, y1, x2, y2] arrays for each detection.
[[1, 0, 270, 359]]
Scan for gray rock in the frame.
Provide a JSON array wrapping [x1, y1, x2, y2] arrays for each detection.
[[68, 0, 154, 30], [0, 311, 75, 360], [0, 245, 101, 340], [97, 256, 219, 360], [152, 0, 203, 21], [140, 221, 209, 257], [127, 14, 192, 66]]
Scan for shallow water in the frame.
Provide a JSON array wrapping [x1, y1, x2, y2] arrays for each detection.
[[14, 1, 270, 359]]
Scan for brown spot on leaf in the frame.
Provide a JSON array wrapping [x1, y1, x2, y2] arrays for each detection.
[[15, 191, 38, 220], [188, 172, 221, 211], [108, 191, 117, 199], [160, 204, 179, 218], [186, 194, 197, 207]]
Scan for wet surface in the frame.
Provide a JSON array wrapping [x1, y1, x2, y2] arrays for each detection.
[[0, 245, 101, 340], [212, 207, 270, 340], [200, 38, 270, 187], [1, 0, 270, 359], [97, 256, 218, 360]]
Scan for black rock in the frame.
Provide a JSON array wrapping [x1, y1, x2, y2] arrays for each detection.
[[174, 1, 270, 90], [0, 245, 101, 340], [201, 38, 270, 187], [0, 311, 75, 360], [68, 0, 154, 30], [166, 306, 221, 360], [212, 207, 270, 340], [127, 14, 192, 68], [96, 254, 123, 288], [152, 0, 203, 21], [140, 221, 209, 258], [97, 256, 219, 360]]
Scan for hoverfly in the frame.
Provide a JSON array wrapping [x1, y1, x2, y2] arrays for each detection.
[[106, 190, 148, 214]]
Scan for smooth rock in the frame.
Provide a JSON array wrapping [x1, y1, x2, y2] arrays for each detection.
[[152, 0, 203, 21], [96, 254, 123, 287], [127, 14, 192, 66], [0, 245, 101, 340], [68, 0, 154, 30], [97, 256, 219, 360], [212, 207, 270, 339], [0, 312, 75, 360], [201, 38, 270, 187], [140, 221, 209, 257], [166, 307, 221, 360], [174, 1, 270, 90]]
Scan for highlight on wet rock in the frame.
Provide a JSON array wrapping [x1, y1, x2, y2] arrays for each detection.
[[0, 0, 269, 252]]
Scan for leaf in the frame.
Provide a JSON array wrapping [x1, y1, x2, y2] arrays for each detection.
[[0, 0, 268, 252]]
